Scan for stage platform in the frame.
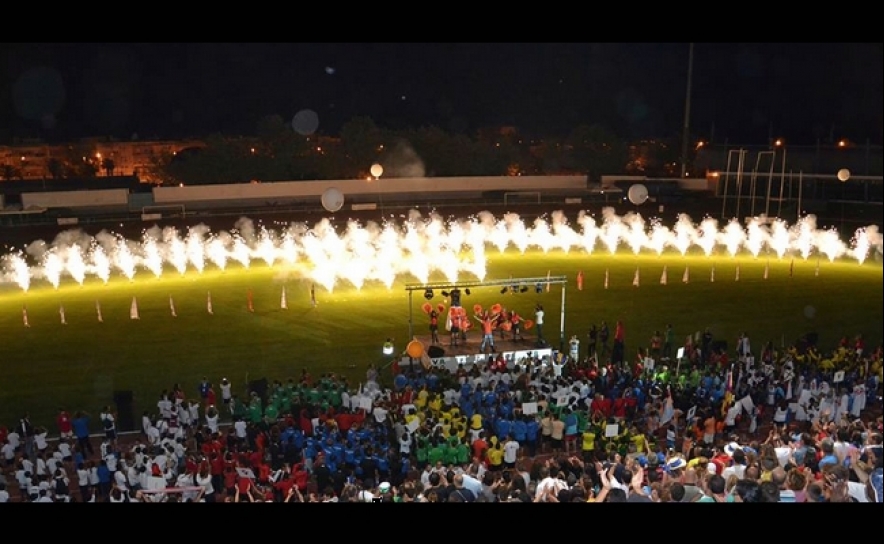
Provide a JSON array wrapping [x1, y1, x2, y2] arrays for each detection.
[[401, 334, 555, 373], [412, 333, 544, 358]]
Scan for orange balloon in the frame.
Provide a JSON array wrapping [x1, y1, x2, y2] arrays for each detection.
[[406, 340, 425, 358]]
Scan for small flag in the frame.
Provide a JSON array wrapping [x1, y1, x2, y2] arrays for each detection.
[[281, 287, 288, 309], [207, 291, 214, 315], [577, 270, 584, 291], [23, 305, 30, 327], [604, 268, 609, 290], [735, 265, 740, 282], [170, 295, 177, 317], [96, 300, 103, 323], [710, 265, 715, 283], [763, 260, 769, 280], [59, 305, 67, 325], [130, 297, 140, 320], [247, 289, 254, 313], [682, 266, 690, 284], [789, 258, 794, 277], [660, 265, 667, 285], [632, 267, 640, 287], [546, 270, 551, 292]]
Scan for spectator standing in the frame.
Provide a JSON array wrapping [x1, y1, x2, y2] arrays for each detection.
[[72, 411, 94, 457]]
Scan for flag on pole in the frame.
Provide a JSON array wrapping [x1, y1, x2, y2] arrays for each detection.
[[546, 270, 551, 292], [710, 265, 715, 283], [170, 295, 177, 317], [763, 260, 769, 280], [96, 300, 103, 323], [604, 268, 609, 290], [281, 287, 288, 309], [59, 305, 67, 325], [735, 265, 740, 281], [247, 288, 254, 313], [632, 267, 640, 287], [682, 266, 690, 284], [23, 305, 30, 327], [789, 258, 794, 277], [130, 297, 140, 320], [207, 291, 214, 315], [660, 265, 667, 285]]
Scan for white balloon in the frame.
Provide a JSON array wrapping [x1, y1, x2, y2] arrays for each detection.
[[837, 168, 850, 182], [292, 109, 319, 135], [321, 187, 344, 212], [370, 163, 384, 178], [627, 184, 649, 205]]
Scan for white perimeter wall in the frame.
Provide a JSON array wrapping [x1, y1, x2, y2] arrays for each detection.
[[22, 189, 130, 209], [152, 176, 588, 204]]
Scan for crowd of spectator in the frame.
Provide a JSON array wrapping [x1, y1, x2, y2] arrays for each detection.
[[1, 328, 881, 503]]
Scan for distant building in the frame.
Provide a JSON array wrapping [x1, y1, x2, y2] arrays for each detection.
[[0, 139, 206, 183]]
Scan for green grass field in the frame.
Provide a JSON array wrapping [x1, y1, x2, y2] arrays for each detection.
[[0, 248, 881, 432]]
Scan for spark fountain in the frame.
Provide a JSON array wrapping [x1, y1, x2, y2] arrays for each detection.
[[1, 208, 880, 293]]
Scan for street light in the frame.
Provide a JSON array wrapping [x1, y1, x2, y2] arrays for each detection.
[[768, 139, 786, 217]]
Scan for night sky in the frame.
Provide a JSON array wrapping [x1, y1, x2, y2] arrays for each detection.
[[1, 43, 881, 145]]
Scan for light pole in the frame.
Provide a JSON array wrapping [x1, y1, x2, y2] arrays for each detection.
[[679, 43, 695, 179]]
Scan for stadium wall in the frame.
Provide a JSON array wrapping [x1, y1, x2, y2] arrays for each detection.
[[21, 189, 130, 209], [152, 176, 588, 206]]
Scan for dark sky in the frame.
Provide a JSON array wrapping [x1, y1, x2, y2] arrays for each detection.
[[1, 43, 881, 145]]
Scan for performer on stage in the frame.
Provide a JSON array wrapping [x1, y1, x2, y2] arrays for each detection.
[[511, 310, 524, 342], [476, 309, 500, 354], [429, 310, 440, 345]]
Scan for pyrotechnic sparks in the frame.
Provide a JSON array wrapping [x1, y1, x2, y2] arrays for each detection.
[[0, 209, 880, 293]]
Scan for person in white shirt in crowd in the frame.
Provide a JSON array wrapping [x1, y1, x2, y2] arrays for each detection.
[[177, 401, 192, 434], [534, 462, 568, 502], [55, 437, 73, 464], [372, 403, 389, 428], [205, 405, 220, 434], [157, 393, 173, 422], [35, 451, 51, 480], [503, 433, 520, 469], [114, 463, 129, 492], [188, 399, 201, 428], [76, 462, 90, 501], [33, 426, 50, 455], [0, 481, 9, 503], [1, 438, 16, 470], [127, 461, 143, 493], [234, 416, 248, 446], [6, 429, 21, 455], [220, 378, 233, 412], [399, 430, 412, 456], [420, 465, 434, 488]]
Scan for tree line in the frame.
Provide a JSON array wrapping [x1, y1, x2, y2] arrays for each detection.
[[146, 116, 681, 186]]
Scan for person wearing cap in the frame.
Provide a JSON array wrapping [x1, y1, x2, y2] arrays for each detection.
[[666, 454, 687, 481]]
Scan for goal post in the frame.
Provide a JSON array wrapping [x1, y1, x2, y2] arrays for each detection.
[[504, 191, 541, 206], [141, 204, 186, 219]]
